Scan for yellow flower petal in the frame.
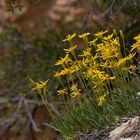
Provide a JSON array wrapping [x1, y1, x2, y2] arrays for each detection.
[[64, 45, 77, 54], [63, 33, 76, 42], [78, 32, 90, 39], [94, 30, 108, 38]]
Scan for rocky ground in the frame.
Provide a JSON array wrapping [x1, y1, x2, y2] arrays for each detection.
[[80, 116, 140, 140]]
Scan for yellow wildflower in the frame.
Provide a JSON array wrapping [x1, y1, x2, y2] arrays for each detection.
[[134, 33, 140, 40], [102, 52, 111, 60], [55, 68, 75, 78], [70, 62, 81, 72], [117, 57, 127, 67], [94, 30, 108, 38], [102, 51, 118, 60], [84, 68, 94, 79], [62, 68, 75, 75], [100, 61, 109, 69], [70, 83, 81, 98], [65, 56, 73, 65], [57, 89, 67, 96], [54, 68, 75, 78], [81, 58, 89, 68], [78, 32, 90, 39], [92, 70, 106, 80], [64, 45, 77, 54], [84, 69, 106, 81], [54, 71, 64, 78], [90, 54, 99, 62], [100, 75, 116, 81], [29, 78, 49, 91], [96, 43, 106, 52], [112, 38, 120, 46], [79, 48, 92, 57], [97, 45, 118, 60], [103, 33, 113, 41], [63, 33, 76, 42], [88, 38, 98, 46], [129, 65, 136, 73], [55, 54, 69, 66], [76, 60, 82, 69], [107, 61, 116, 68], [98, 93, 106, 106], [130, 43, 140, 52], [116, 53, 135, 67], [126, 53, 135, 60], [130, 34, 140, 52]]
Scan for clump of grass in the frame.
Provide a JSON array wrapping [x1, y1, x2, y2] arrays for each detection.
[[30, 30, 140, 139]]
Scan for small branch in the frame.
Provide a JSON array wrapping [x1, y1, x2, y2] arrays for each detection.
[[102, 0, 129, 19], [24, 100, 42, 132], [112, 0, 129, 17], [103, 0, 116, 17]]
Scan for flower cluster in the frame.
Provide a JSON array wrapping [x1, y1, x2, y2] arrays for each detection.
[[54, 30, 137, 106], [29, 78, 49, 91], [30, 30, 138, 107]]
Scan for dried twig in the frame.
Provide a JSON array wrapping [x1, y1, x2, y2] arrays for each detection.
[[24, 100, 42, 132], [112, 0, 129, 17], [103, 0, 116, 17]]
